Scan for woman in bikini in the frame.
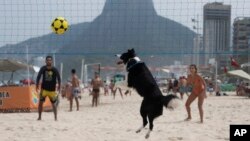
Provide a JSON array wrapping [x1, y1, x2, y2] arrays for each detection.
[[185, 64, 207, 123]]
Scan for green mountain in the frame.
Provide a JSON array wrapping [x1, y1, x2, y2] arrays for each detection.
[[0, 0, 195, 80]]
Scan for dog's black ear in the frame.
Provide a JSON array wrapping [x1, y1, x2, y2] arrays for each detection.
[[131, 48, 135, 53], [128, 48, 135, 54]]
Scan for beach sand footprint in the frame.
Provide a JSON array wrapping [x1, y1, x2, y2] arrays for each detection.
[[168, 137, 183, 141], [5, 127, 13, 131], [126, 129, 132, 132]]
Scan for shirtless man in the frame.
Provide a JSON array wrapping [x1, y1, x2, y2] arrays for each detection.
[[91, 72, 103, 107], [69, 69, 80, 111]]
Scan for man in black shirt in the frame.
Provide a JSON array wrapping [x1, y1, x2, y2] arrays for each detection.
[[36, 55, 61, 121]]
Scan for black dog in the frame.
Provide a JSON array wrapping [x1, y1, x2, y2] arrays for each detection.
[[117, 49, 178, 139]]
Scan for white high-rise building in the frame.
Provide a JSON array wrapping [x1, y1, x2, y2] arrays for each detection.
[[233, 17, 250, 63], [203, 2, 231, 67], [192, 34, 203, 66]]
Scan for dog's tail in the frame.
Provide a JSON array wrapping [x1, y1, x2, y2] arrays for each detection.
[[162, 95, 179, 109]]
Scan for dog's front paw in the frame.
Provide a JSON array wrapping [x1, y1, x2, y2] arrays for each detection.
[[145, 129, 151, 139], [145, 133, 150, 139]]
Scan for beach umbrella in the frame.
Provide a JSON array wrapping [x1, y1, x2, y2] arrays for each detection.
[[0, 59, 29, 72], [227, 69, 250, 80], [161, 68, 170, 73], [0, 59, 37, 72], [33, 66, 40, 73]]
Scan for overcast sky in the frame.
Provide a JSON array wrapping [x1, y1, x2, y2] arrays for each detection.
[[0, 0, 249, 47]]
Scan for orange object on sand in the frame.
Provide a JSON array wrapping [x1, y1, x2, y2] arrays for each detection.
[[0, 85, 52, 112]]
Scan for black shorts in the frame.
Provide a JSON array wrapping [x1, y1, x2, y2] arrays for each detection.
[[92, 89, 100, 93]]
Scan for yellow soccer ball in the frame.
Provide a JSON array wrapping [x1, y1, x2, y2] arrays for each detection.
[[51, 17, 69, 35]]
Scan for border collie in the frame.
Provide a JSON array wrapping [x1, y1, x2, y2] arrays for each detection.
[[116, 49, 178, 139]]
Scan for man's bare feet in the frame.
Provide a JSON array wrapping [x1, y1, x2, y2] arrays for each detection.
[[184, 117, 191, 121], [195, 121, 203, 124]]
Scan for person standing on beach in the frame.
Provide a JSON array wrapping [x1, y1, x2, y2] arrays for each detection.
[[173, 78, 179, 95], [103, 81, 109, 96], [36, 55, 61, 121], [91, 72, 103, 107], [167, 79, 174, 94], [109, 80, 116, 95], [208, 81, 214, 96], [185, 64, 206, 123], [179, 77, 188, 99], [112, 81, 124, 100], [69, 69, 80, 111]]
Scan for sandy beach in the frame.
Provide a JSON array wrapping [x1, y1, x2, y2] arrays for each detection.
[[1, 91, 250, 141]]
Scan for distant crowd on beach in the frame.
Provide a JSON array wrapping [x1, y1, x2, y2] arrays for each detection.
[[60, 72, 132, 108], [159, 75, 250, 98], [35, 56, 250, 123]]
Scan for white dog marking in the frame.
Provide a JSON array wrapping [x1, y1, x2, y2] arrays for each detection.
[[167, 99, 179, 109]]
